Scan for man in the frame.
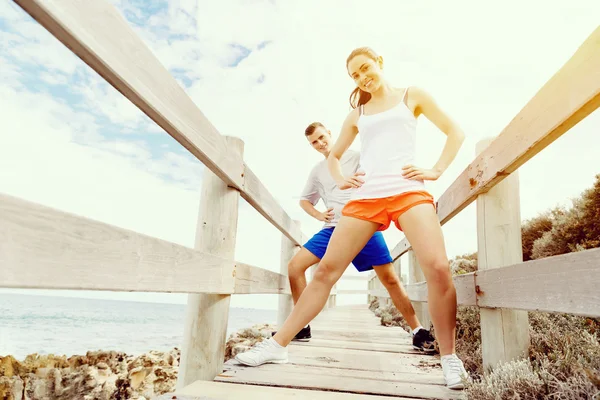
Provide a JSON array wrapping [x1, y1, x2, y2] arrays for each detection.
[[274, 121, 435, 352]]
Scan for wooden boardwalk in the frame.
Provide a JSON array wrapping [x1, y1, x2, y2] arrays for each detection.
[[166, 305, 463, 399]]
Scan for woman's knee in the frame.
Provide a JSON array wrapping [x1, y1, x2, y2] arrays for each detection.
[[423, 259, 452, 287], [312, 260, 343, 286]]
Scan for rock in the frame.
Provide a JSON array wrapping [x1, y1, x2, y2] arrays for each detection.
[[224, 323, 276, 361], [0, 324, 275, 399], [0, 376, 24, 400]]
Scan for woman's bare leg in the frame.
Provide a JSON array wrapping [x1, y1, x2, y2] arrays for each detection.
[[397, 203, 457, 356], [373, 263, 420, 330], [273, 216, 380, 347]]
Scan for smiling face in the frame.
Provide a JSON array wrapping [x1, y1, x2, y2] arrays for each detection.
[[305, 125, 332, 156], [347, 52, 384, 94]]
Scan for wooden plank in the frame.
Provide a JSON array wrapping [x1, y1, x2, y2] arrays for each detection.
[[280, 343, 438, 373], [336, 289, 368, 294], [391, 26, 600, 259], [0, 193, 234, 293], [14, 0, 304, 246], [391, 238, 411, 260], [242, 169, 306, 244], [339, 275, 370, 281], [219, 362, 460, 399], [476, 247, 600, 317], [178, 137, 242, 387], [291, 338, 418, 354], [234, 263, 290, 294], [310, 327, 408, 340], [175, 380, 413, 400], [408, 250, 431, 329], [438, 26, 600, 224], [223, 362, 445, 386]]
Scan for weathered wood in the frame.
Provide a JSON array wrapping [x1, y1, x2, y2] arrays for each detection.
[[13, 0, 304, 246], [291, 338, 418, 354], [308, 330, 410, 345], [224, 362, 444, 385], [391, 26, 600, 259], [376, 253, 600, 317], [178, 137, 242, 388], [0, 193, 234, 293], [391, 238, 411, 260], [476, 247, 600, 317], [207, 305, 456, 399], [278, 223, 299, 327], [220, 360, 460, 399], [476, 138, 530, 371], [242, 169, 305, 244], [222, 363, 450, 391], [399, 273, 477, 306], [339, 275, 370, 281], [408, 250, 431, 329], [336, 289, 368, 294], [233, 263, 290, 294], [176, 380, 410, 400]]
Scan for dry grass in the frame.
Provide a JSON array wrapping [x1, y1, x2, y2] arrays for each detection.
[[371, 298, 600, 399]]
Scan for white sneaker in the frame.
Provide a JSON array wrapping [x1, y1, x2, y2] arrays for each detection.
[[441, 354, 469, 390], [234, 338, 288, 367]]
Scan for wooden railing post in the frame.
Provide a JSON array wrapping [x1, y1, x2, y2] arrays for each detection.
[[278, 221, 300, 328], [408, 250, 431, 329], [177, 137, 244, 388], [476, 138, 530, 371], [328, 283, 337, 308]]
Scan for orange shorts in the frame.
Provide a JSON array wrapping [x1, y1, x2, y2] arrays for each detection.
[[341, 191, 436, 231]]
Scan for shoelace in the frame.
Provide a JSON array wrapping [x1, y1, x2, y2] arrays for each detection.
[[248, 339, 270, 353], [444, 357, 464, 375]]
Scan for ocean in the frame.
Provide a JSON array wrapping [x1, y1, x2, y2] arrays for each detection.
[[0, 293, 277, 360]]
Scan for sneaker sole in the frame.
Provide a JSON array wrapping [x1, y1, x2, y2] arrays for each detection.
[[292, 338, 311, 342], [447, 382, 465, 390], [412, 345, 436, 353], [234, 357, 289, 367]]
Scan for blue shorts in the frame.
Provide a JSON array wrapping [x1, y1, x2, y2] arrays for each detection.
[[303, 227, 393, 272]]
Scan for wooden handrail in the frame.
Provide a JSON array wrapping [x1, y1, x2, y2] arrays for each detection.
[[0, 192, 294, 295], [13, 0, 305, 246], [391, 26, 600, 260], [372, 248, 600, 318]]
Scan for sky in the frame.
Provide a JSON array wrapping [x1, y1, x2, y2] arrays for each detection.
[[0, 1, 598, 309]]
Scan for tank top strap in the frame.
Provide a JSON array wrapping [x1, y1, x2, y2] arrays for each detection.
[[401, 87, 410, 104]]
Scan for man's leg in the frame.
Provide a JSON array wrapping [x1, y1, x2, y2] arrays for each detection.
[[288, 248, 321, 305], [373, 263, 419, 329], [235, 216, 380, 368], [373, 263, 436, 353], [272, 247, 321, 342]]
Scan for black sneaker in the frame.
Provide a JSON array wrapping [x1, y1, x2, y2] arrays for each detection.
[[271, 325, 311, 342], [412, 329, 436, 353]]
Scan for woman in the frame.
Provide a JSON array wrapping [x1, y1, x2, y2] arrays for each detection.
[[235, 47, 468, 390]]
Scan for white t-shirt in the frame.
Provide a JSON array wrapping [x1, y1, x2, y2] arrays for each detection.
[[300, 150, 361, 228]]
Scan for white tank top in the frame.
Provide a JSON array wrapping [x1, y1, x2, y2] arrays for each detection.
[[350, 87, 426, 200]]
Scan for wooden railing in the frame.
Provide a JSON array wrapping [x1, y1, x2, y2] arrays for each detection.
[[2, 0, 599, 390], [2, 0, 334, 389]]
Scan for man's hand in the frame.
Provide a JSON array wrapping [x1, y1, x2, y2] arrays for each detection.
[[317, 207, 335, 222], [337, 171, 365, 190]]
